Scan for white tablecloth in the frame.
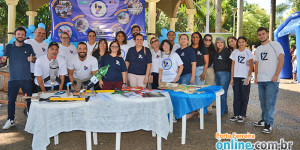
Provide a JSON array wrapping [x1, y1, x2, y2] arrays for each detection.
[[25, 92, 173, 150]]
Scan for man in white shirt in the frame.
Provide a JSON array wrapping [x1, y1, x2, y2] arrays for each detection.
[[254, 27, 285, 134], [34, 42, 67, 92], [86, 30, 98, 55], [25, 27, 48, 93], [68, 42, 98, 91], [126, 25, 148, 48]]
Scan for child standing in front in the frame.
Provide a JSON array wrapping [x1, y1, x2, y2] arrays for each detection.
[[229, 37, 254, 122]]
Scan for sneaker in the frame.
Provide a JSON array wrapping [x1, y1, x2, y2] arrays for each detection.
[[262, 123, 272, 134], [254, 120, 265, 127], [173, 117, 177, 123], [237, 116, 245, 122], [230, 116, 238, 122], [2, 119, 15, 130]]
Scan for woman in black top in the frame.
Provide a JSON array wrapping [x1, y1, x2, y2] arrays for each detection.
[[213, 37, 231, 116], [92, 39, 108, 61], [190, 32, 209, 85], [203, 34, 216, 85]]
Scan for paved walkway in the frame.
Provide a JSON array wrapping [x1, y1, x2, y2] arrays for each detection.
[[0, 80, 299, 150]]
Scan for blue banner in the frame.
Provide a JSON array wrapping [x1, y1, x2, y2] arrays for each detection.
[[50, 0, 146, 42]]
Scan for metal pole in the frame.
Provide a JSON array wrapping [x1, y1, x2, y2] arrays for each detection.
[[206, 0, 210, 33]]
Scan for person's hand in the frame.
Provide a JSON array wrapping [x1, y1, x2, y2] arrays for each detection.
[[190, 76, 195, 84], [173, 76, 179, 83], [254, 78, 258, 84], [27, 54, 33, 62], [243, 77, 250, 85], [143, 77, 148, 85], [230, 79, 234, 85], [1, 56, 7, 63], [200, 73, 206, 81], [271, 75, 279, 82], [99, 80, 104, 89]]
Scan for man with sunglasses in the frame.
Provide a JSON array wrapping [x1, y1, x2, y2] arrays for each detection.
[[25, 27, 48, 93]]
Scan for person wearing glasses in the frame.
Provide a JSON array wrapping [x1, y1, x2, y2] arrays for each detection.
[[158, 40, 183, 86], [149, 37, 161, 89], [176, 34, 196, 85], [167, 30, 180, 51], [190, 32, 209, 85], [58, 32, 77, 60], [99, 41, 127, 90], [203, 34, 216, 112], [25, 27, 48, 93], [86, 30, 98, 55], [126, 33, 152, 87], [58, 32, 77, 90], [115, 31, 130, 60]]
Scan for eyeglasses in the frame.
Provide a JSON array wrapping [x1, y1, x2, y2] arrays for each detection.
[[204, 38, 212, 41], [60, 37, 69, 39], [37, 32, 46, 35], [151, 40, 158, 44]]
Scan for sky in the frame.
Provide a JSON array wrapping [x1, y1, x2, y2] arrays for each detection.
[[245, 0, 291, 15]]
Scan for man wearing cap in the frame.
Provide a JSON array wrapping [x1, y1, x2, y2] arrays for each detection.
[[68, 42, 98, 91], [126, 25, 149, 48], [34, 42, 67, 92], [1, 27, 36, 130], [25, 27, 48, 93]]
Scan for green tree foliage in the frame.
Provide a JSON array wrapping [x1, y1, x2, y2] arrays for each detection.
[[242, 3, 269, 45]]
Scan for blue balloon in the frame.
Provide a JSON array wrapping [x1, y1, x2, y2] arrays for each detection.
[[161, 28, 168, 36], [25, 29, 31, 38], [0, 45, 3, 57], [38, 23, 46, 29], [28, 25, 35, 32], [8, 37, 16, 44]]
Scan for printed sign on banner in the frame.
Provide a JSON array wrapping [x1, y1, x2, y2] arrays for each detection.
[[50, 0, 146, 42]]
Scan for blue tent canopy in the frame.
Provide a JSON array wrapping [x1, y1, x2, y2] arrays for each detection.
[[274, 11, 300, 82]]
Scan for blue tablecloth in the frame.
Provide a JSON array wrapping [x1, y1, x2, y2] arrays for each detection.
[[165, 85, 222, 119]]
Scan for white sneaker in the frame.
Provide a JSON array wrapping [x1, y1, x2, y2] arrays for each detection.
[[2, 119, 15, 130]]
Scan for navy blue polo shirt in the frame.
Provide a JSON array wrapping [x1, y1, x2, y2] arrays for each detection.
[[125, 46, 152, 75], [4, 42, 36, 81], [99, 54, 127, 82], [175, 46, 196, 76]]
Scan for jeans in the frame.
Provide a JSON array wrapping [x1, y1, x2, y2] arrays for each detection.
[[258, 82, 279, 125], [215, 71, 231, 116], [195, 66, 205, 85], [8, 80, 32, 120], [151, 72, 159, 89], [233, 77, 251, 117], [178, 73, 192, 85]]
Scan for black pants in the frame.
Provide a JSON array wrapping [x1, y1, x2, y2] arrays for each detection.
[[36, 85, 59, 92], [151, 72, 159, 89], [63, 76, 70, 90], [233, 77, 251, 117], [31, 73, 38, 93]]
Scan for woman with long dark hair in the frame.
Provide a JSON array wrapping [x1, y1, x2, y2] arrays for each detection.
[[92, 39, 108, 61], [190, 32, 209, 85], [227, 36, 237, 52], [115, 31, 130, 60]]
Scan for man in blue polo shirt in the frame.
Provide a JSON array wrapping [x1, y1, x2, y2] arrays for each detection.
[[1, 27, 36, 130]]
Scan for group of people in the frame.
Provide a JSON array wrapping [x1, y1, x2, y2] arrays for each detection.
[[1, 26, 284, 134]]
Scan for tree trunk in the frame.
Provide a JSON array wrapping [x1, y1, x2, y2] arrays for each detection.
[[269, 0, 276, 41], [237, 0, 243, 37], [215, 0, 222, 32]]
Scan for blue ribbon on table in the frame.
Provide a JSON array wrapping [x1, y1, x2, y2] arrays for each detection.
[[165, 85, 222, 119]]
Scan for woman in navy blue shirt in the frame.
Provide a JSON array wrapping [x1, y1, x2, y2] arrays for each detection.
[[176, 34, 196, 85], [99, 41, 127, 90], [125, 33, 152, 87]]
